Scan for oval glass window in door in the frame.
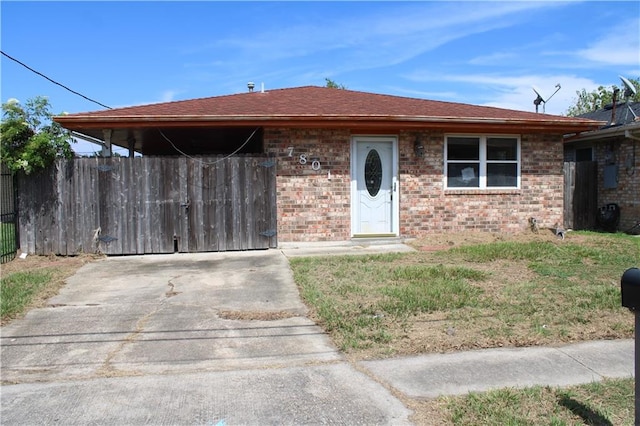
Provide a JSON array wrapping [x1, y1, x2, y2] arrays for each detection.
[[364, 149, 383, 197]]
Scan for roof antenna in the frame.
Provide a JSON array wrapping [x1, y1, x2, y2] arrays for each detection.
[[619, 75, 638, 121], [532, 84, 561, 113]]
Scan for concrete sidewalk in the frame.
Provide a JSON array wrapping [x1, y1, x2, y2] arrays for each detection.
[[2, 339, 631, 425], [279, 238, 416, 257], [361, 339, 634, 399]]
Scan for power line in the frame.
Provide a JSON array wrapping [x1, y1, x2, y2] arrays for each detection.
[[1, 50, 112, 109], [2, 50, 259, 163]]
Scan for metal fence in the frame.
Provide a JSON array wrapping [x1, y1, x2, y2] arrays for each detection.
[[1, 163, 19, 263]]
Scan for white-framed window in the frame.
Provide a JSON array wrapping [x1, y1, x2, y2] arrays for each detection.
[[445, 135, 520, 189]]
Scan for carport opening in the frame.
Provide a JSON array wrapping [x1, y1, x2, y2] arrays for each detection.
[[133, 127, 264, 156]]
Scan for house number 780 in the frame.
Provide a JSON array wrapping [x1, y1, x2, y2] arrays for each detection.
[[299, 154, 321, 170]]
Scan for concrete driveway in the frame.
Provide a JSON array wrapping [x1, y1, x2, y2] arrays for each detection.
[[1, 250, 411, 425]]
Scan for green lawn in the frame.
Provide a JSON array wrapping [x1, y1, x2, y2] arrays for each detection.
[[290, 232, 639, 357], [438, 378, 633, 425], [1, 252, 89, 323], [1, 269, 52, 319]]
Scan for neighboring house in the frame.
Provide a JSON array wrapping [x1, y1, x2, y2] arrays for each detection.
[[53, 86, 601, 245], [564, 101, 640, 233]]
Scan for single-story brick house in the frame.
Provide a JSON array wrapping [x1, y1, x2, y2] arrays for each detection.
[[564, 101, 640, 233], [55, 86, 602, 243]]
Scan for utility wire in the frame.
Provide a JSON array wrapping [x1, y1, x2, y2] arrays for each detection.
[[1, 50, 112, 109], [2, 50, 258, 163]]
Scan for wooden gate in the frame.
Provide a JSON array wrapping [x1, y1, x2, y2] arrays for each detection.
[[18, 156, 277, 255], [563, 161, 597, 230]]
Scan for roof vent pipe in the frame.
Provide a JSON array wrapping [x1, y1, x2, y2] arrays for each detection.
[[610, 88, 619, 125], [248, 82, 255, 92], [261, 82, 265, 93]]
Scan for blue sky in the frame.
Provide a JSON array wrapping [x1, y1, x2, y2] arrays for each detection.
[[1, 1, 639, 155]]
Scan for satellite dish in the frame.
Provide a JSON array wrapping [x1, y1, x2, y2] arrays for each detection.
[[618, 75, 638, 122], [620, 75, 637, 98]]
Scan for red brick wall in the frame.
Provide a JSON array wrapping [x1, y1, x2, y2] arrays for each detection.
[[595, 139, 640, 233], [399, 131, 564, 234], [264, 129, 352, 241], [265, 128, 565, 242]]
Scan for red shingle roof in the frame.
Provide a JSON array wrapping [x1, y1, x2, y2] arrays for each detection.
[[56, 85, 602, 132]]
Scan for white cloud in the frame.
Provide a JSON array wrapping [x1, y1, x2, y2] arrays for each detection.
[[403, 71, 600, 115], [159, 90, 180, 103], [468, 52, 519, 66], [576, 18, 640, 66], [478, 75, 599, 115], [190, 2, 569, 78], [388, 87, 460, 101]]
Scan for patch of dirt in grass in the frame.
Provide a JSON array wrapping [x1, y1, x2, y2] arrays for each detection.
[[407, 399, 451, 426], [1, 253, 102, 325], [386, 310, 631, 358], [409, 229, 586, 250], [1, 252, 100, 276], [350, 301, 633, 361]]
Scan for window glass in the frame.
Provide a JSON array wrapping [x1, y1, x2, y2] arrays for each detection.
[[487, 163, 517, 187], [364, 149, 382, 196], [445, 135, 520, 189], [576, 148, 593, 162], [447, 137, 479, 160], [487, 138, 517, 161], [447, 163, 479, 187]]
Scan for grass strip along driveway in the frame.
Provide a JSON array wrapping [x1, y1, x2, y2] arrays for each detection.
[[290, 231, 639, 425], [0, 255, 95, 325]]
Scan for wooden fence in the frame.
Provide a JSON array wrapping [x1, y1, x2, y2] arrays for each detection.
[[18, 156, 277, 255], [563, 161, 597, 230]]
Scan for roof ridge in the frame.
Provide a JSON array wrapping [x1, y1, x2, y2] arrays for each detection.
[[75, 85, 325, 115], [56, 85, 603, 129]]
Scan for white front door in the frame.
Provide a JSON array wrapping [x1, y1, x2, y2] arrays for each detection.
[[351, 137, 398, 236]]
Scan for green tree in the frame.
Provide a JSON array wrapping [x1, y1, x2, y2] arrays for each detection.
[[0, 96, 73, 174], [566, 77, 640, 116], [325, 78, 347, 89]]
